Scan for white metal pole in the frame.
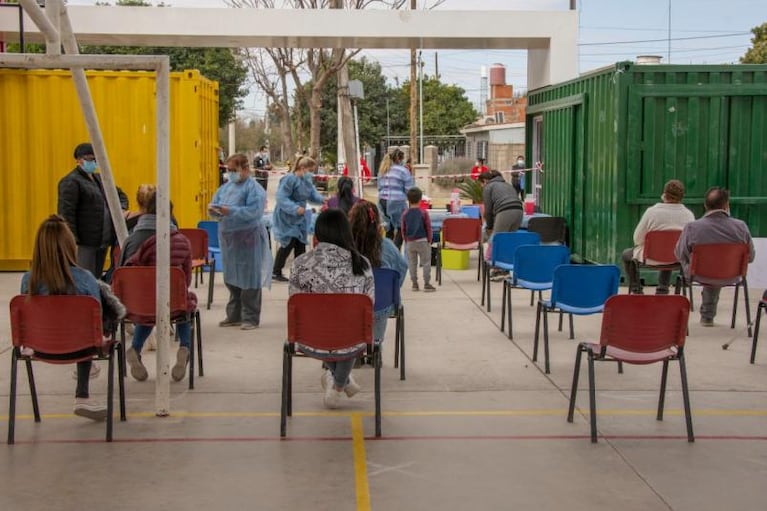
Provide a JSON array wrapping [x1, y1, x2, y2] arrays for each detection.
[[228, 120, 236, 155], [43, 0, 60, 55], [353, 100, 362, 199], [155, 59, 172, 416], [17, 0, 57, 50], [337, 94, 345, 169]]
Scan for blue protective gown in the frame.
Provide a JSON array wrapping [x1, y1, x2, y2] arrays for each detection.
[[210, 178, 272, 289], [271, 173, 324, 247]]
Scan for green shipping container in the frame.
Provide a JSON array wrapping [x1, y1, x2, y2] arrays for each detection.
[[0, 69, 219, 270], [525, 62, 767, 272]]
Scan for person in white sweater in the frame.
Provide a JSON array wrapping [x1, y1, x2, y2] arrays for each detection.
[[622, 179, 695, 294]]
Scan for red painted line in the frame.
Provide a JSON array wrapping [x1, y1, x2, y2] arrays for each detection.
[[9, 434, 767, 445]]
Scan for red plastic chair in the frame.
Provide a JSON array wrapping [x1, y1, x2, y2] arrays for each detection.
[[179, 228, 216, 310], [7, 295, 126, 444], [675, 243, 752, 335], [567, 295, 693, 443], [437, 217, 483, 285], [281, 293, 380, 437], [112, 266, 203, 389], [629, 230, 683, 294]]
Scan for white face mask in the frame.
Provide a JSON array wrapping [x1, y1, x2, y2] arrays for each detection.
[[517, 159, 525, 166]]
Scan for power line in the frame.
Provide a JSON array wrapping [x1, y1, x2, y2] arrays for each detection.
[[579, 32, 750, 46]]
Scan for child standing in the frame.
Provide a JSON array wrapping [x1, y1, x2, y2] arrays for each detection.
[[401, 187, 435, 292]]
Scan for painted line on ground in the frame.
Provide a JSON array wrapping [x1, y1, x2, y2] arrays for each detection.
[[351, 414, 372, 511], [3, 408, 766, 421], [7, 434, 767, 445]]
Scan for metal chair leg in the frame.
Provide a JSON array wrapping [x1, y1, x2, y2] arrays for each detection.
[[751, 302, 764, 364], [8, 350, 18, 444], [375, 349, 382, 437], [657, 359, 669, 420], [678, 351, 695, 442], [587, 351, 598, 443], [25, 359, 40, 422], [567, 345, 584, 422]]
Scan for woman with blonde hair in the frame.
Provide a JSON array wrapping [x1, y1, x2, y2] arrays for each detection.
[[377, 148, 413, 249], [271, 155, 325, 281], [21, 215, 116, 420]]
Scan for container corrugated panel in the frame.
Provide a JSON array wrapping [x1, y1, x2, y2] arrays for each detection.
[[0, 69, 219, 270], [527, 62, 767, 267]]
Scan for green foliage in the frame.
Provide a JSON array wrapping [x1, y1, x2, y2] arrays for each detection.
[[393, 77, 478, 137], [455, 178, 484, 205], [741, 22, 767, 64]]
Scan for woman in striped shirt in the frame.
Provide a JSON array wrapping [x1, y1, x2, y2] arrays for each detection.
[[377, 148, 414, 249]]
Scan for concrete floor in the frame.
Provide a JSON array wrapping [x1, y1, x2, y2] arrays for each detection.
[[1, 254, 766, 510]]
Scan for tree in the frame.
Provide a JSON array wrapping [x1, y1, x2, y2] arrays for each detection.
[[741, 22, 767, 64], [394, 77, 477, 136]]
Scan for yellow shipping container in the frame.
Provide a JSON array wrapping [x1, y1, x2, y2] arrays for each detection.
[[0, 68, 219, 270]]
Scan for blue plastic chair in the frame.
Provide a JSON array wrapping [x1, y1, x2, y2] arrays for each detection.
[[481, 231, 541, 312], [373, 268, 405, 380], [197, 220, 222, 271], [533, 264, 621, 373], [501, 244, 570, 339]]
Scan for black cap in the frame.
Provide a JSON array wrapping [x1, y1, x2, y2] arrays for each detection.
[[73, 143, 94, 159]]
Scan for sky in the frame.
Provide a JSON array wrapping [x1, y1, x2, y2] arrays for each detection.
[[65, 0, 767, 118]]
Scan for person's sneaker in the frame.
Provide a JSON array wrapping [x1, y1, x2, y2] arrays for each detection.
[[71, 362, 101, 381], [73, 398, 108, 421], [655, 288, 670, 295], [218, 319, 242, 327], [272, 273, 289, 282], [126, 347, 148, 382], [700, 317, 715, 327], [344, 375, 361, 398], [412, 282, 420, 291], [320, 370, 334, 391], [171, 347, 190, 382], [423, 283, 437, 293], [323, 385, 344, 409], [629, 287, 644, 295]]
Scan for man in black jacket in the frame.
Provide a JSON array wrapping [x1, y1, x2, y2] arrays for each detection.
[[58, 143, 121, 278]]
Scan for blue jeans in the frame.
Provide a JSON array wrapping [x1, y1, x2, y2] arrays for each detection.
[[326, 359, 356, 388], [374, 307, 393, 344], [132, 322, 191, 354]]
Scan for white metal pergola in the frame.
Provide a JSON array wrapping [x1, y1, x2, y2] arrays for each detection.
[[0, 3, 578, 416]]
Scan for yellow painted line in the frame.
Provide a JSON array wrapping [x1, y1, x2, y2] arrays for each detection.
[[3, 408, 766, 421], [351, 414, 372, 511]]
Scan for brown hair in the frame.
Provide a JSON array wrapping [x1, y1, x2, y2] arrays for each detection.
[[28, 215, 79, 295], [294, 155, 317, 173], [379, 148, 404, 177], [136, 184, 156, 213], [705, 186, 729, 211], [663, 179, 685, 203], [349, 201, 382, 267], [225, 153, 249, 169]]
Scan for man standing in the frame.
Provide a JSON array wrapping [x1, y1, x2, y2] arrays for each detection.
[[622, 179, 695, 294], [253, 145, 273, 191], [675, 187, 755, 326], [58, 142, 120, 279]]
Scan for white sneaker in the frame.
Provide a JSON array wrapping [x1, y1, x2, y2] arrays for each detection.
[[71, 363, 101, 381], [171, 347, 190, 382], [73, 398, 108, 421], [320, 370, 334, 391], [344, 375, 361, 398], [126, 347, 148, 382], [324, 385, 344, 409]]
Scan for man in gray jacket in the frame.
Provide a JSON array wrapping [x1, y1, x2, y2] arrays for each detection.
[[675, 187, 755, 326]]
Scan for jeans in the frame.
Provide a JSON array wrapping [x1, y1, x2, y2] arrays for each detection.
[[326, 359, 356, 388], [77, 245, 108, 280], [374, 307, 392, 344], [132, 322, 191, 354]]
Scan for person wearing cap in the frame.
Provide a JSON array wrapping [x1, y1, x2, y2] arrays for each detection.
[[622, 179, 695, 295], [58, 142, 126, 279]]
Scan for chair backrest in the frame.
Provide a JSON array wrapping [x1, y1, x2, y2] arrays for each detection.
[[600, 295, 690, 353], [372, 268, 401, 312], [690, 243, 750, 281], [197, 220, 220, 249], [513, 245, 571, 285], [460, 205, 482, 219], [179, 228, 209, 261], [491, 231, 541, 265], [442, 217, 482, 247], [112, 266, 189, 322], [550, 264, 621, 312], [642, 230, 682, 265], [287, 293, 373, 351], [9, 295, 104, 359], [526, 216, 567, 245]]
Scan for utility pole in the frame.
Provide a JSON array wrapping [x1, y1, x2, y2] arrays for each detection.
[[409, 0, 417, 164], [418, 50, 424, 164]]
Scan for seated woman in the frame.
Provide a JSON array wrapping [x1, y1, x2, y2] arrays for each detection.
[[20, 215, 124, 421], [288, 209, 374, 409], [324, 176, 359, 215], [119, 191, 197, 383], [349, 200, 408, 354]]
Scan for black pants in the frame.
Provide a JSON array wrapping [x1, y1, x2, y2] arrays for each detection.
[[76, 361, 92, 398], [273, 238, 306, 276]]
